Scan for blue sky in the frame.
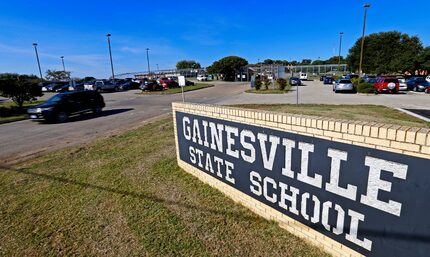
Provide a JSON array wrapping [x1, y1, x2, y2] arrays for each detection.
[[0, 0, 429, 78]]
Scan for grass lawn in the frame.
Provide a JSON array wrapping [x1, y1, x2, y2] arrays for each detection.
[[0, 100, 44, 124], [231, 104, 430, 128], [0, 116, 328, 256], [245, 88, 291, 94], [139, 83, 213, 95]]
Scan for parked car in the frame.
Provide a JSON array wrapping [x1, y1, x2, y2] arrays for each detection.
[[84, 81, 96, 91], [289, 77, 301, 86], [197, 74, 207, 81], [374, 77, 399, 94], [344, 74, 359, 80], [185, 80, 194, 86], [160, 78, 179, 89], [398, 78, 408, 91], [333, 79, 355, 93], [362, 75, 376, 82], [27, 91, 105, 123], [140, 80, 164, 91], [93, 80, 120, 92], [426, 75, 430, 83], [42, 82, 67, 92], [299, 72, 307, 80], [406, 77, 430, 92], [319, 75, 326, 81], [323, 76, 334, 85]]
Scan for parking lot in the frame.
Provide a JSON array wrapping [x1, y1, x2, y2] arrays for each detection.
[[219, 79, 430, 110], [1, 79, 429, 163]]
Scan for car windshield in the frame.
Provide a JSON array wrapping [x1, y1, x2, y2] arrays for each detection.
[[339, 79, 351, 83], [46, 94, 67, 103], [384, 78, 398, 83]]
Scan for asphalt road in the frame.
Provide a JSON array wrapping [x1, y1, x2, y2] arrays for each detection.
[[0, 81, 248, 163]]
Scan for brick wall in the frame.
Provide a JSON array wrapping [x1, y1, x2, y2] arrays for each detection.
[[172, 102, 430, 257]]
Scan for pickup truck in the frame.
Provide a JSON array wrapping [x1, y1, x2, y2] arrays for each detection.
[[92, 80, 119, 92]]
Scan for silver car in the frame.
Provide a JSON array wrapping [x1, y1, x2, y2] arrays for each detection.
[[333, 79, 354, 93]]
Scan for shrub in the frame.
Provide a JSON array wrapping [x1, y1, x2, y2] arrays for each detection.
[[357, 82, 375, 93], [351, 77, 364, 86], [276, 78, 287, 90], [263, 78, 271, 90], [254, 79, 262, 90]]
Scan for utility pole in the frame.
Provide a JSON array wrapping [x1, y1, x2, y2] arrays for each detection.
[[146, 48, 151, 74], [61, 56, 66, 72], [338, 32, 343, 72], [359, 3, 371, 76], [33, 43, 43, 79], [106, 33, 115, 80]]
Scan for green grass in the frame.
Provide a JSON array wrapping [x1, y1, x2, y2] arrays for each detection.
[[0, 100, 44, 124], [245, 88, 291, 94], [139, 83, 213, 95], [230, 104, 430, 128], [0, 117, 328, 257]]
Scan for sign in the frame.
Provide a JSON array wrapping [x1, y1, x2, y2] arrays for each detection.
[[178, 76, 186, 87], [175, 111, 430, 257]]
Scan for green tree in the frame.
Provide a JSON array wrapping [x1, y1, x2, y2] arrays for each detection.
[[417, 46, 430, 71], [176, 60, 201, 69], [81, 76, 96, 82], [300, 59, 312, 65], [207, 56, 248, 81], [45, 69, 71, 81], [263, 59, 274, 64], [346, 31, 424, 74], [0, 74, 42, 109]]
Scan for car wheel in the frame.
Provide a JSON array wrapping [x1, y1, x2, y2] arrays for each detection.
[[56, 111, 68, 123], [93, 105, 102, 115], [413, 86, 418, 92]]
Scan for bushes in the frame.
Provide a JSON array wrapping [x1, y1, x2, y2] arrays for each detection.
[[357, 82, 375, 93], [276, 78, 287, 90], [254, 79, 262, 90], [263, 77, 271, 90]]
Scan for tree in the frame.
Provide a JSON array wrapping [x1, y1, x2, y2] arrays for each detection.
[[207, 56, 248, 81], [0, 74, 42, 109], [45, 69, 71, 81], [81, 76, 96, 82], [300, 59, 312, 65], [263, 59, 274, 64], [346, 31, 424, 74], [176, 60, 201, 69], [417, 46, 430, 71]]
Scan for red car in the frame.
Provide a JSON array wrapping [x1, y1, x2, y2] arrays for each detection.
[[159, 78, 179, 89], [374, 77, 399, 94]]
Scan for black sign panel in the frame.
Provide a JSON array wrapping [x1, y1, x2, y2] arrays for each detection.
[[175, 111, 430, 257]]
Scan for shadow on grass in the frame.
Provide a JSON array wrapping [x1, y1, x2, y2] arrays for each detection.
[[0, 165, 261, 222]]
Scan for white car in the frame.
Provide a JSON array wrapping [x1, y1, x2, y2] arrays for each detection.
[[426, 75, 430, 83], [333, 79, 354, 93], [197, 74, 207, 81], [299, 72, 307, 80], [398, 78, 408, 91]]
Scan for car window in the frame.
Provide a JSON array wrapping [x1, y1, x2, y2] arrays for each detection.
[[384, 78, 398, 83], [339, 79, 351, 83]]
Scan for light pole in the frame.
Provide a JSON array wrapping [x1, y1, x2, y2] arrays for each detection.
[[33, 43, 43, 79], [338, 32, 343, 72], [60, 56, 66, 72], [106, 33, 115, 80], [146, 48, 151, 74], [156, 64, 159, 72], [359, 3, 371, 76]]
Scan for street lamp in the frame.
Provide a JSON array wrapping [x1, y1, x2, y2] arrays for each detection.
[[32, 43, 43, 79], [106, 33, 115, 80], [146, 48, 151, 74], [338, 32, 344, 72], [60, 56, 66, 72], [359, 3, 371, 76]]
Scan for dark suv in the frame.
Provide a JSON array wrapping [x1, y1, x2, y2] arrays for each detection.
[[27, 91, 105, 123]]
